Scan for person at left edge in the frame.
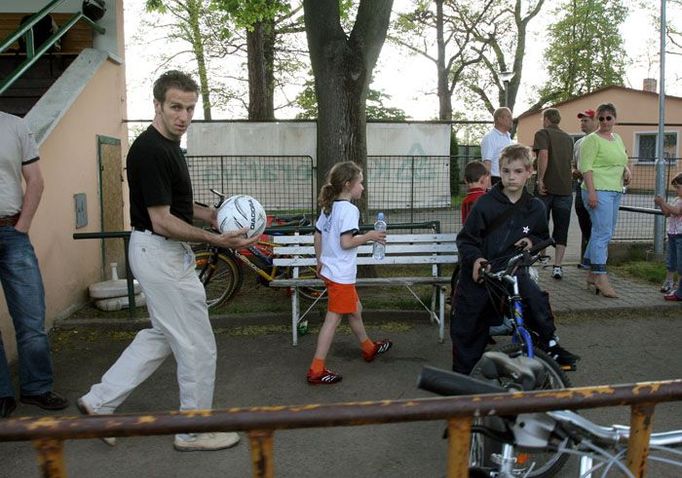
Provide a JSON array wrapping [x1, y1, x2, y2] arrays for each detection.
[[0, 111, 69, 418]]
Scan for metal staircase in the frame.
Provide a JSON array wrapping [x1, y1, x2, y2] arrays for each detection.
[[0, 0, 105, 116]]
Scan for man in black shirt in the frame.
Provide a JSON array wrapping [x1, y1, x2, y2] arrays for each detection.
[[79, 71, 256, 452]]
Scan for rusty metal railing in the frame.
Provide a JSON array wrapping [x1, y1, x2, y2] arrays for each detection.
[[1, 379, 681, 477]]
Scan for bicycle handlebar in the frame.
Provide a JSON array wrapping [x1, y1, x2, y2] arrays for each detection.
[[482, 237, 556, 279], [417, 366, 506, 397]]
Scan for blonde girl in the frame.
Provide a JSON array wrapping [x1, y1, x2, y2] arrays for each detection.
[[307, 161, 392, 384]]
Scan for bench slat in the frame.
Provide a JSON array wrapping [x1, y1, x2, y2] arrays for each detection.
[[273, 243, 457, 256], [274, 255, 457, 267], [270, 276, 451, 288], [271, 233, 456, 245]]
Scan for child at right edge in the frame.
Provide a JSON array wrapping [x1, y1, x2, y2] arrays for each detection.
[[306, 161, 393, 385], [451, 144, 580, 374], [654, 172, 682, 301]]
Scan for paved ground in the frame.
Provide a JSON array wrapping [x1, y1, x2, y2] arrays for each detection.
[[2, 274, 680, 477], [2, 210, 680, 477]]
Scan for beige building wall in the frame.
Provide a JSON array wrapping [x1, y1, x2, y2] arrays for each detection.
[[516, 86, 682, 191], [0, 1, 128, 363]]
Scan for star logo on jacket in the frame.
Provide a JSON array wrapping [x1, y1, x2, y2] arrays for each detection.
[[522, 226, 530, 234]]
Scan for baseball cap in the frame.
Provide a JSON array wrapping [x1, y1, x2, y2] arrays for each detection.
[[577, 109, 595, 119]]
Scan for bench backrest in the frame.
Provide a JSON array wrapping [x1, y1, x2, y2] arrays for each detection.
[[272, 233, 457, 269]]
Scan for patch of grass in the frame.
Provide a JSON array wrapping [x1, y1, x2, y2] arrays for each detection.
[[610, 261, 667, 285]]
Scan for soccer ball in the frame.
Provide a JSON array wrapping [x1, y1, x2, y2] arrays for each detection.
[[217, 195, 267, 238]]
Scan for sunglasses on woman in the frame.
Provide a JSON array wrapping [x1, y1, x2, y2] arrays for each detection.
[[598, 115, 614, 122]]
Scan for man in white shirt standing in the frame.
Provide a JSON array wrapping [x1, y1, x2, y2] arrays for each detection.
[[480, 107, 513, 185]]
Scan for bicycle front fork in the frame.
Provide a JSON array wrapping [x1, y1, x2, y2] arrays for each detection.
[[492, 443, 518, 477]]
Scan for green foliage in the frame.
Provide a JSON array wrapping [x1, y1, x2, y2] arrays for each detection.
[[213, 0, 291, 30], [294, 77, 407, 121], [539, 0, 628, 103]]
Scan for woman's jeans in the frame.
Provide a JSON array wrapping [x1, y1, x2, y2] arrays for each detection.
[[0, 226, 54, 398], [667, 233, 682, 298], [581, 189, 622, 274]]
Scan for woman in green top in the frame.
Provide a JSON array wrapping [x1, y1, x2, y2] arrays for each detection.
[[579, 103, 631, 298]]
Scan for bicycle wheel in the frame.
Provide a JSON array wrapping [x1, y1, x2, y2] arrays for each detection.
[[469, 343, 571, 478], [194, 251, 243, 309]]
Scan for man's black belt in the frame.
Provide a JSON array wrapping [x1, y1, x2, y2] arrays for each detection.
[[0, 213, 20, 227]]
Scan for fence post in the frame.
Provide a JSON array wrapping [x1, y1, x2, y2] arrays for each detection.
[[33, 438, 67, 478], [249, 430, 275, 478], [626, 402, 656, 477], [446, 416, 472, 477]]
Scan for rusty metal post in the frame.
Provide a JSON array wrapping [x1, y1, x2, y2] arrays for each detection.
[[33, 438, 67, 478], [445, 416, 472, 477], [249, 430, 274, 478], [626, 402, 656, 477]]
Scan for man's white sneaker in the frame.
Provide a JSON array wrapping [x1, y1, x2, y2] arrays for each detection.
[[76, 398, 116, 446], [174, 432, 240, 452]]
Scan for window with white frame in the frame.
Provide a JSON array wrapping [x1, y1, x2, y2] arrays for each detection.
[[634, 132, 678, 162]]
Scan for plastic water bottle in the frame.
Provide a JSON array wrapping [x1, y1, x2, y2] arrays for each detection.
[[372, 212, 387, 260]]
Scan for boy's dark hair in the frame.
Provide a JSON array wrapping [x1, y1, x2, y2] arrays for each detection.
[[153, 70, 199, 103], [464, 160, 489, 184], [672, 172, 682, 186], [499, 144, 533, 169]]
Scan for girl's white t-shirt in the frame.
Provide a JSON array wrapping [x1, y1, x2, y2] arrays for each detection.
[[315, 200, 360, 284]]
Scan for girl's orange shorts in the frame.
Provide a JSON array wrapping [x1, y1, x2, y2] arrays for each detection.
[[324, 279, 359, 314]]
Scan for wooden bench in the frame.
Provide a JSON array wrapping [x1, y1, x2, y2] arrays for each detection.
[[270, 233, 458, 345]]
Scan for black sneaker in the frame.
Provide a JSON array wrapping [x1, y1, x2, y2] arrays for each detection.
[[0, 396, 17, 418], [542, 339, 580, 371], [20, 391, 69, 410]]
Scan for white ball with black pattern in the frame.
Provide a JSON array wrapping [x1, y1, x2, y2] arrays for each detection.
[[217, 195, 267, 238]]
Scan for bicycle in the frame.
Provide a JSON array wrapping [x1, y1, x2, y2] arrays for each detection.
[[453, 237, 574, 476], [193, 190, 324, 309], [418, 358, 682, 477]]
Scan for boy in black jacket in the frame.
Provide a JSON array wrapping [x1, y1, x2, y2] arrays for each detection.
[[451, 144, 579, 374]]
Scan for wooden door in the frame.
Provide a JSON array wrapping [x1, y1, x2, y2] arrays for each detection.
[[98, 136, 125, 278]]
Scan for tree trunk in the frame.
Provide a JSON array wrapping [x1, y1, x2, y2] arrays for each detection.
[[304, 0, 393, 217], [435, 0, 452, 121], [247, 20, 275, 120], [188, 0, 211, 120]]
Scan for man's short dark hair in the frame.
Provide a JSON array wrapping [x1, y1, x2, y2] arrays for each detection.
[[543, 108, 561, 125], [153, 70, 199, 103], [464, 160, 489, 184]]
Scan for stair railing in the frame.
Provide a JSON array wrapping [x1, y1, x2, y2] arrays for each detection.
[[0, 0, 106, 95]]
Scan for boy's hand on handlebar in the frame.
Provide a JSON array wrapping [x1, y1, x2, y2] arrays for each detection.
[[515, 238, 533, 250], [212, 228, 259, 249], [473, 258, 489, 283]]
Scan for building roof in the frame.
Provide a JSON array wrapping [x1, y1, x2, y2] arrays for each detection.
[[516, 85, 682, 121]]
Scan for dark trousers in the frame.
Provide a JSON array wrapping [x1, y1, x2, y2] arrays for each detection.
[[574, 182, 592, 261], [450, 268, 556, 374]]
